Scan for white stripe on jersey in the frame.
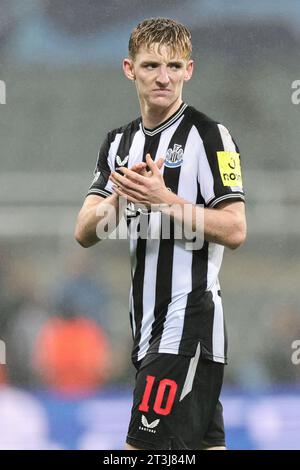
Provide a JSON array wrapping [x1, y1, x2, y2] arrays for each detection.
[[129, 217, 140, 338], [194, 125, 216, 205], [217, 123, 236, 151], [179, 342, 201, 401], [127, 126, 145, 168], [105, 132, 123, 193], [207, 243, 224, 291], [210, 282, 225, 363], [158, 242, 192, 355]]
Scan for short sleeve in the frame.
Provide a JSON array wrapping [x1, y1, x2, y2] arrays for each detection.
[[198, 122, 245, 208], [86, 133, 113, 198]]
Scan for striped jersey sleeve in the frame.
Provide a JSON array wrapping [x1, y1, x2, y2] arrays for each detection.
[[87, 133, 114, 198], [196, 120, 245, 208]]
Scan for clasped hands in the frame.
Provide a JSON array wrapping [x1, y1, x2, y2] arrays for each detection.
[[109, 153, 168, 207]]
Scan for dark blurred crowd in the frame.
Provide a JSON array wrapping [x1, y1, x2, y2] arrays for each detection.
[[0, 245, 135, 395]]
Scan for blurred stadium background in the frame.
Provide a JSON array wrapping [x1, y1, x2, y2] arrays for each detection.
[[0, 0, 300, 449]]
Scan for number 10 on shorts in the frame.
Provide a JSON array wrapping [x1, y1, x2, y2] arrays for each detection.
[[139, 375, 178, 416]]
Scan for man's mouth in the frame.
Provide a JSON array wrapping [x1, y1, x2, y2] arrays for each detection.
[[152, 89, 171, 94]]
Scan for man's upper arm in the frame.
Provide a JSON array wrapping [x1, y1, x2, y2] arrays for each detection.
[[208, 200, 247, 249], [215, 200, 246, 218], [215, 200, 247, 242]]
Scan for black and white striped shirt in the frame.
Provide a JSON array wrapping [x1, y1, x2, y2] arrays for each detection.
[[87, 103, 245, 364]]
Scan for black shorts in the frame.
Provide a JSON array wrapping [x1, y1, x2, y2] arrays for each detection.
[[126, 347, 225, 450]]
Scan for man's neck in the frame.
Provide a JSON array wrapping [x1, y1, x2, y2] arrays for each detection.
[[141, 99, 183, 129]]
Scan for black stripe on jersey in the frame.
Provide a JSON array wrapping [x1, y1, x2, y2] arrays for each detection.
[[218, 288, 228, 361], [148, 117, 193, 352], [114, 119, 140, 170], [143, 133, 161, 162], [191, 108, 244, 208], [131, 220, 148, 358], [223, 302, 228, 362], [194, 117, 225, 201], [131, 133, 161, 359], [178, 184, 213, 356]]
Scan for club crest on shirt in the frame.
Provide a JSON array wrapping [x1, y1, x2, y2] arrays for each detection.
[[165, 144, 184, 168]]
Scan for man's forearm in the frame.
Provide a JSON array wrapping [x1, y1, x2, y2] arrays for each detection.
[[158, 191, 246, 250], [75, 193, 126, 247]]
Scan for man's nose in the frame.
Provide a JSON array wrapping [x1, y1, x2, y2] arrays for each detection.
[[156, 66, 170, 86]]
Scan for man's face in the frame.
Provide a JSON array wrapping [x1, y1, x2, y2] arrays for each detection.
[[124, 44, 193, 110]]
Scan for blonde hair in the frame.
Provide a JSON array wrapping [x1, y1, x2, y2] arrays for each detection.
[[128, 18, 192, 60]]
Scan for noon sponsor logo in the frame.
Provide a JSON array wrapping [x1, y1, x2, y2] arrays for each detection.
[[217, 151, 243, 187]]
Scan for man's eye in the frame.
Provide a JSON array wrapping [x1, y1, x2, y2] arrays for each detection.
[[146, 64, 157, 69]]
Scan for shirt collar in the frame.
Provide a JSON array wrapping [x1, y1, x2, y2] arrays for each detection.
[[141, 102, 188, 137]]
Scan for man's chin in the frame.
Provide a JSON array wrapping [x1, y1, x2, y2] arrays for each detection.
[[147, 96, 176, 109]]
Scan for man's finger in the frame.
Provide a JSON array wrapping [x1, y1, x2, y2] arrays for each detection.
[[112, 186, 139, 204], [146, 153, 160, 174], [132, 165, 148, 177], [117, 167, 148, 185], [130, 162, 147, 174], [110, 172, 144, 192], [112, 184, 145, 203]]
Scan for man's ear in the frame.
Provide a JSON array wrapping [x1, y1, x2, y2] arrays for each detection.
[[123, 58, 135, 81], [184, 59, 194, 82]]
